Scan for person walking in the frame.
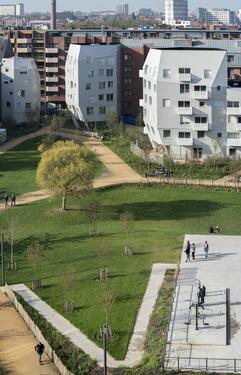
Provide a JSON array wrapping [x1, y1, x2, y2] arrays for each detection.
[[185, 240, 191, 262], [11, 193, 16, 207], [34, 342, 45, 365], [191, 243, 196, 260], [204, 241, 209, 258], [4, 194, 9, 208]]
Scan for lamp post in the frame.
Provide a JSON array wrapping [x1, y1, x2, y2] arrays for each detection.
[[99, 323, 111, 375]]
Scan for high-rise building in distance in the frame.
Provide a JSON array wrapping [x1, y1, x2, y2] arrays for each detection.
[[116, 3, 129, 16], [0, 3, 24, 17], [165, 0, 188, 23]]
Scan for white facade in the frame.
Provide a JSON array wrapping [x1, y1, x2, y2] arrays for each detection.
[[165, 0, 188, 23], [66, 44, 121, 128], [15, 3, 24, 17], [205, 9, 236, 25], [0, 4, 24, 17], [116, 3, 129, 16], [226, 88, 241, 157], [1, 57, 40, 124], [140, 48, 229, 161]]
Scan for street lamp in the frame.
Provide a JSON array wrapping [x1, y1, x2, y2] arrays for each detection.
[[99, 323, 112, 375]]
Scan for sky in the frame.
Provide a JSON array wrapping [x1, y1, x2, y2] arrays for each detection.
[[2, 0, 241, 13]]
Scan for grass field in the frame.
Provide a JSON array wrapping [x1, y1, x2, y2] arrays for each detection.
[[2, 185, 241, 359]]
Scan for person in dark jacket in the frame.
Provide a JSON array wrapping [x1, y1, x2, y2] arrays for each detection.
[[35, 342, 45, 364], [185, 241, 191, 262]]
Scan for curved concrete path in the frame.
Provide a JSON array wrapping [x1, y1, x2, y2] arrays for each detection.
[[0, 291, 59, 375]]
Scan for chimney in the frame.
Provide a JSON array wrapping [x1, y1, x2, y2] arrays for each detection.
[[51, 0, 56, 30]]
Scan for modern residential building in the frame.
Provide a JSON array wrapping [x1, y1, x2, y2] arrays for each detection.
[[116, 4, 129, 16], [0, 3, 24, 17], [165, 0, 188, 24], [140, 48, 230, 160], [66, 44, 121, 128], [205, 9, 236, 26], [1, 57, 40, 124], [194, 7, 206, 22]]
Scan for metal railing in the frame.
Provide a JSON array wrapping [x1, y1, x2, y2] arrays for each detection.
[[166, 356, 241, 373]]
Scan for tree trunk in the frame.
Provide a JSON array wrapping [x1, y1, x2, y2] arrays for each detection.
[[62, 194, 67, 211]]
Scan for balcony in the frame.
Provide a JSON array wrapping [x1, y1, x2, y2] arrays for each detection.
[[17, 38, 32, 44], [46, 67, 58, 73], [193, 123, 209, 131], [176, 106, 192, 115], [46, 57, 58, 63], [46, 86, 59, 92], [17, 47, 32, 53], [227, 107, 241, 115], [179, 73, 191, 82], [46, 48, 58, 53], [192, 91, 209, 100], [227, 138, 241, 147], [46, 76, 58, 83], [139, 69, 144, 78], [139, 99, 144, 107], [177, 137, 194, 146]]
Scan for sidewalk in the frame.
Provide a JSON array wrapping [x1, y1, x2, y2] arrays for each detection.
[[0, 291, 58, 375]]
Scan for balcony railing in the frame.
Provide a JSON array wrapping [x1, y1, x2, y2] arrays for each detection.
[[176, 106, 193, 115], [192, 91, 208, 99], [227, 107, 241, 115], [177, 137, 193, 146], [179, 73, 191, 82], [227, 138, 241, 147]]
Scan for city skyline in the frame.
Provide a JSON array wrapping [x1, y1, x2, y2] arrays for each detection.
[[3, 0, 241, 13]]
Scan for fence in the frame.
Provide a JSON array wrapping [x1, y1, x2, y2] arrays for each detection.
[[166, 356, 241, 373], [4, 284, 74, 375]]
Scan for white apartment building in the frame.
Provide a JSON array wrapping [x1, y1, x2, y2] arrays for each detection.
[[66, 44, 121, 128], [1, 57, 40, 124], [205, 9, 236, 25], [140, 48, 229, 161], [0, 4, 24, 17], [226, 88, 241, 157], [165, 0, 188, 24], [116, 3, 129, 16]]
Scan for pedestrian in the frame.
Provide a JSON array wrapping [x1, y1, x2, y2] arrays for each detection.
[[185, 240, 191, 262], [35, 342, 45, 365], [204, 241, 209, 258], [191, 243, 196, 260], [4, 194, 8, 207], [11, 193, 16, 207]]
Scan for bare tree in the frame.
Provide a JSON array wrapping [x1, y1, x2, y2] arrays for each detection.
[[100, 280, 114, 328], [61, 268, 75, 312], [85, 192, 101, 236], [5, 216, 17, 271], [26, 240, 41, 290], [96, 241, 109, 282], [120, 211, 135, 256]]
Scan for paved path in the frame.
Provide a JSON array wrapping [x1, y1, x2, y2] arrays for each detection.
[[166, 234, 241, 373], [9, 263, 176, 369], [0, 291, 59, 375]]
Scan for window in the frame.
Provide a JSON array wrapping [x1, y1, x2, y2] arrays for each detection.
[[85, 83, 91, 90], [21, 90, 25, 97], [99, 69, 104, 76], [99, 82, 106, 90], [124, 54, 131, 61], [238, 117, 241, 123], [144, 94, 147, 103], [25, 103, 31, 109], [149, 96, 152, 105], [108, 81, 113, 88], [228, 132, 240, 139], [6, 101, 11, 108], [178, 101, 190, 107], [200, 101, 205, 107], [204, 69, 213, 79], [178, 132, 190, 138], [154, 84, 157, 92], [148, 81, 151, 89], [144, 65, 148, 74], [194, 85, 206, 91], [106, 69, 113, 77], [99, 94, 104, 101], [228, 101, 239, 107], [144, 79, 146, 88], [163, 69, 171, 78], [217, 86, 221, 91], [197, 131, 205, 138], [124, 89, 132, 96], [179, 68, 190, 74], [124, 78, 132, 84], [227, 55, 234, 63], [88, 70, 95, 78], [229, 148, 236, 157], [217, 132, 222, 138], [180, 84, 189, 93], [195, 117, 207, 123], [124, 66, 132, 73], [163, 99, 171, 108], [163, 130, 171, 137], [99, 106, 106, 114], [87, 107, 94, 115], [4, 81, 8, 84], [107, 94, 113, 101], [193, 148, 203, 159], [180, 116, 190, 125], [125, 101, 133, 109]]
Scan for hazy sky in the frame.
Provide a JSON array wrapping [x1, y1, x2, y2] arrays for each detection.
[[3, 0, 241, 13]]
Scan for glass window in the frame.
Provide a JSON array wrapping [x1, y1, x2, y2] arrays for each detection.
[[228, 132, 240, 139], [163, 130, 171, 137], [197, 131, 205, 138], [124, 78, 132, 84], [227, 55, 234, 63], [99, 94, 104, 101], [227, 101, 239, 107], [149, 96, 152, 105], [178, 101, 190, 107], [179, 68, 190, 74], [163, 69, 171, 78], [180, 84, 189, 93], [85, 83, 91, 90], [108, 81, 113, 87], [99, 106, 106, 114], [107, 94, 113, 101], [87, 107, 94, 115], [98, 69, 104, 76], [99, 82, 105, 90], [148, 81, 151, 89], [124, 66, 132, 73], [25, 103, 31, 109], [163, 99, 171, 108], [124, 54, 131, 61], [106, 69, 113, 77], [204, 69, 213, 79], [217, 132, 222, 138], [178, 132, 190, 138], [200, 101, 205, 107], [88, 70, 95, 78], [195, 117, 207, 123]]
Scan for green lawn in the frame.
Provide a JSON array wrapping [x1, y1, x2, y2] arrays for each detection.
[[0, 138, 42, 196], [2, 185, 241, 359]]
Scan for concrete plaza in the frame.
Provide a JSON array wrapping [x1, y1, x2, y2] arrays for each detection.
[[166, 234, 241, 373]]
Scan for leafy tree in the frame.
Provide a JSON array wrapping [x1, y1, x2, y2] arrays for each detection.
[[106, 111, 118, 142], [37, 141, 95, 210]]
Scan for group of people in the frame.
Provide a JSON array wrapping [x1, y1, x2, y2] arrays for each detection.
[[185, 240, 209, 262], [4, 193, 16, 208]]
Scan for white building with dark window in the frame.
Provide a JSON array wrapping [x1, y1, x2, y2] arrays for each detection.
[[1, 57, 40, 124], [165, 0, 188, 24], [66, 44, 121, 128], [140, 48, 231, 161], [116, 3, 129, 16], [205, 9, 236, 25]]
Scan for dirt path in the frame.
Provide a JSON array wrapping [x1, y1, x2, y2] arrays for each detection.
[[0, 291, 59, 375]]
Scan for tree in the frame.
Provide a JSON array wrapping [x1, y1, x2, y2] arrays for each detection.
[[37, 140, 95, 210], [100, 280, 114, 328], [120, 211, 135, 256], [26, 240, 41, 290], [61, 268, 75, 312], [96, 241, 109, 282], [6, 216, 17, 271], [85, 192, 101, 236]]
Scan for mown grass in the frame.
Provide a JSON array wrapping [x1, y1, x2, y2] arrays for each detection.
[[2, 185, 241, 360]]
